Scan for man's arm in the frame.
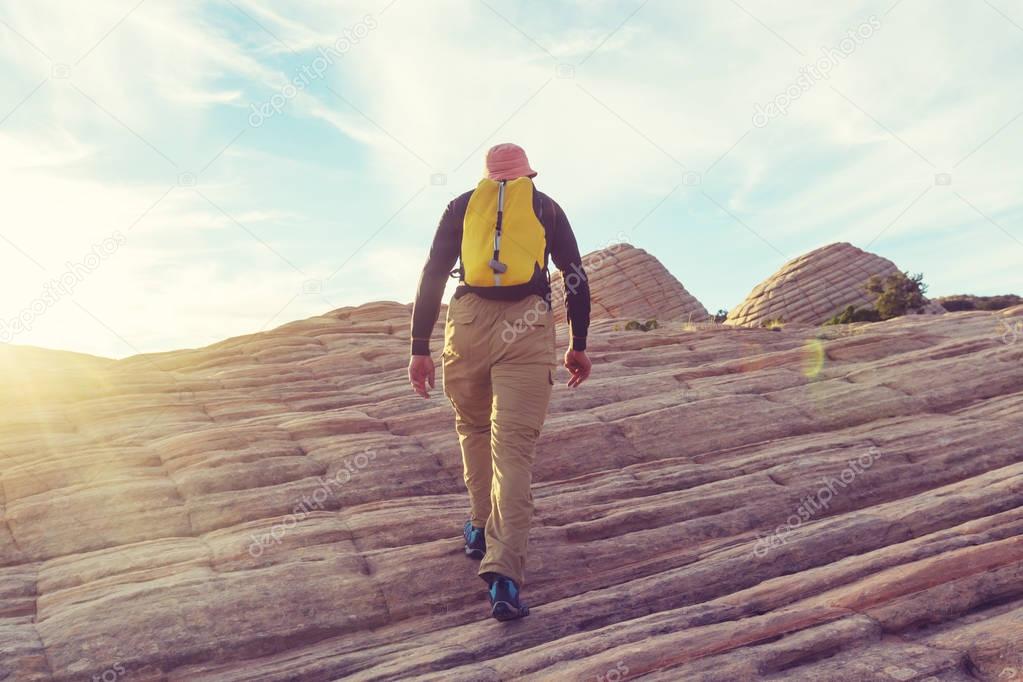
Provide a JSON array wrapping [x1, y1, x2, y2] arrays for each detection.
[[410, 197, 463, 356], [549, 201, 591, 352]]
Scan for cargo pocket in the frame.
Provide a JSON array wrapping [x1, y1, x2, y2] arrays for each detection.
[[443, 297, 478, 361]]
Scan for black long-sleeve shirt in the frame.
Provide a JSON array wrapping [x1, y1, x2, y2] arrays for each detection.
[[410, 186, 590, 356]]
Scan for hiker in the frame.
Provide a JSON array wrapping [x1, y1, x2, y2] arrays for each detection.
[[408, 143, 592, 620]]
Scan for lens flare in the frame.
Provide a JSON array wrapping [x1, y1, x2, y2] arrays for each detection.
[[803, 338, 826, 378]]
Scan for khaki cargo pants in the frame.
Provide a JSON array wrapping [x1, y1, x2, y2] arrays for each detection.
[[442, 293, 556, 585]]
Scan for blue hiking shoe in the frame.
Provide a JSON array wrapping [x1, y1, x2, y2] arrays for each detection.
[[486, 574, 530, 621], [463, 520, 486, 559]]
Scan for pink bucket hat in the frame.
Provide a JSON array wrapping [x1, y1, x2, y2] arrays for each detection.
[[485, 143, 537, 181]]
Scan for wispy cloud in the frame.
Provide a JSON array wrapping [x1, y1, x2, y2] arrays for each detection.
[[1, 0, 1019, 357]]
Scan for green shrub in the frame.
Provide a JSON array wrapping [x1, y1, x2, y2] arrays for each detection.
[[865, 271, 928, 320], [978, 295, 1021, 310], [824, 305, 882, 325], [935, 294, 1021, 311], [623, 319, 659, 332], [938, 298, 975, 312], [714, 309, 729, 323]]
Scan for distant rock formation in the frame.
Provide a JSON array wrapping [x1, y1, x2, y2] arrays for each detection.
[[726, 242, 945, 327], [550, 243, 709, 322]]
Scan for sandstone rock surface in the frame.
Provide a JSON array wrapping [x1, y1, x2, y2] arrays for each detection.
[[551, 243, 710, 322], [2, 299, 1022, 680], [726, 242, 946, 327]]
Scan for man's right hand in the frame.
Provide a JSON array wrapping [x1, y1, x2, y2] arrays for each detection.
[[564, 349, 591, 388], [408, 355, 436, 398]]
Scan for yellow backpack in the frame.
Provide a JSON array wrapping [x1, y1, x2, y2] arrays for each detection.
[[459, 177, 547, 287]]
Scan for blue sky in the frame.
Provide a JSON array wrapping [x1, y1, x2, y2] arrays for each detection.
[[1, 0, 1021, 358]]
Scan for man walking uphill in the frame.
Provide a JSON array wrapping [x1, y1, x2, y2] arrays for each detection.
[[408, 143, 592, 621]]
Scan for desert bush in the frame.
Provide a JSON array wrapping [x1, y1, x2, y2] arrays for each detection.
[[938, 298, 975, 311], [623, 320, 658, 332], [824, 305, 882, 325], [935, 294, 1021, 311], [979, 295, 1022, 310], [865, 271, 927, 320], [714, 309, 729, 323]]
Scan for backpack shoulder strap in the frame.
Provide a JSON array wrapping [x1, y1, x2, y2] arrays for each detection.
[[536, 190, 556, 279], [449, 190, 473, 280]]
